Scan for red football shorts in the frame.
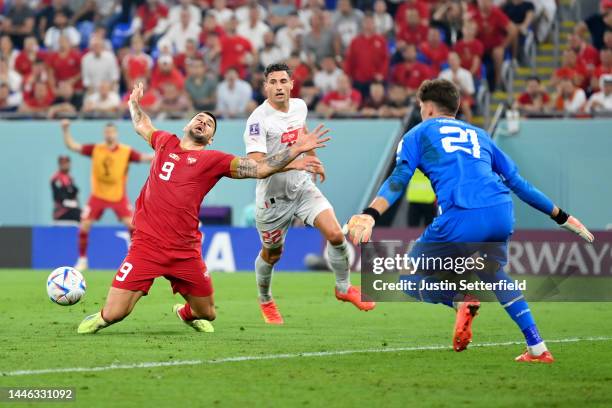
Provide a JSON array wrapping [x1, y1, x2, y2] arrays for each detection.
[[82, 195, 133, 221], [111, 237, 213, 297]]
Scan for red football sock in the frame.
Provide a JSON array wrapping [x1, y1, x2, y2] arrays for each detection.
[[179, 303, 194, 321], [78, 229, 89, 257]]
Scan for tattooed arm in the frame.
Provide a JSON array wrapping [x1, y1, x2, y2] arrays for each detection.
[[230, 124, 330, 179], [128, 82, 156, 145]]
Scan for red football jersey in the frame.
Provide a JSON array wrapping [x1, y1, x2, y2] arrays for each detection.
[[133, 130, 235, 256]]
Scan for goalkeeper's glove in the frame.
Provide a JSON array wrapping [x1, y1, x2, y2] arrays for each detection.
[[552, 208, 594, 243], [345, 208, 379, 245]]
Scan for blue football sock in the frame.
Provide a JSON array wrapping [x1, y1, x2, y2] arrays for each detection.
[[481, 268, 544, 347]]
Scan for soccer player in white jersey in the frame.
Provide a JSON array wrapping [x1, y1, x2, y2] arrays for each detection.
[[243, 63, 376, 324]]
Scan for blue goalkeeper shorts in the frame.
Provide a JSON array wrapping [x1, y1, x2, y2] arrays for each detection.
[[412, 201, 514, 266]]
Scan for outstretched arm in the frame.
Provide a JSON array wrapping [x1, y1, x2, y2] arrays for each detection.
[[128, 82, 156, 146], [60, 120, 82, 153], [492, 143, 594, 242], [346, 160, 414, 245], [230, 125, 330, 179]]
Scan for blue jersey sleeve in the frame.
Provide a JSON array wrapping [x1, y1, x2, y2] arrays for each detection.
[[376, 127, 420, 206], [490, 140, 554, 215]]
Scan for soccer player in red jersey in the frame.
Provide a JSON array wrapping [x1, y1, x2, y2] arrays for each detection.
[[78, 82, 329, 334]]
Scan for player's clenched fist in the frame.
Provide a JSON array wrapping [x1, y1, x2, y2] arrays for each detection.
[[60, 119, 71, 131], [346, 214, 375, 246]]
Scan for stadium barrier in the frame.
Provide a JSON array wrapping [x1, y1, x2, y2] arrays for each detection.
[[3, 226, 611, 275]]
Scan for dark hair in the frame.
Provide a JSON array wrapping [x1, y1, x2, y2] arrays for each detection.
[[416, 79, 460, 116], [527, 76, 541, 83], [202, 111, 218, 135], [105, 122, 116, 128], [264, 63, 291, 79]]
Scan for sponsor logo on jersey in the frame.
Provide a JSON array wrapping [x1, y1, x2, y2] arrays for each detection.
[[249, 123, 260, 135], [169, 153, 180, 161], [281, 128, 299, 145], [187, 156, 197, 165]]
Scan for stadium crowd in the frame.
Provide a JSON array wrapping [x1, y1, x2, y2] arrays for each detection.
[[0, 0, 609, 120]]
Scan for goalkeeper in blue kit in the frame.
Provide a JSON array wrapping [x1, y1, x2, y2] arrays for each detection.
[[347, 79, 594, 363]]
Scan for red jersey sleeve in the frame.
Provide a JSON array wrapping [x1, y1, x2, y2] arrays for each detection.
[[129, 149, 143, 162], [150, 130, 176, 150], [80, 144, 95, 156], [205, 150, 236, 178]]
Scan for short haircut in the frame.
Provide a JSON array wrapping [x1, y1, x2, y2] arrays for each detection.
[[527, 76, 541, 83], [264, 63, 291, 79], [105, 122, 116, 128], [417, 79, 460, 116], [202, 111, 218, 135]]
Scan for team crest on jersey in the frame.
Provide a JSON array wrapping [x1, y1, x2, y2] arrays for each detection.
[[249, 123, 260, 135], [169, 153, 180, 161], [187, 156, 197, 165]]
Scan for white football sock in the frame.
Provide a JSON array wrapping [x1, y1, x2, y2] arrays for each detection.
[[255, 253, 273, 302], [528, 341, 548, 356], [327, 239, 350, 294]]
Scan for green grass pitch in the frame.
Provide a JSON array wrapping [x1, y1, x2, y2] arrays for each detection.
[[1, 270, 612, 407]]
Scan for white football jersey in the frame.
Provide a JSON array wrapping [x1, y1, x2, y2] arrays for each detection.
[[244, 98, 312, 205]]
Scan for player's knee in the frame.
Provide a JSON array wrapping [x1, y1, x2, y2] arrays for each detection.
[[101, 307, 130, 324], [326, 228, 345, 246], [262, 247, 283, 265]]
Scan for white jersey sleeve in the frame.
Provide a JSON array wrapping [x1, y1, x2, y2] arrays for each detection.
[[244, 109, 268, 154]]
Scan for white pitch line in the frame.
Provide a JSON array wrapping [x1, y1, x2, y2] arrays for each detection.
[[2, 336, 612, 377]]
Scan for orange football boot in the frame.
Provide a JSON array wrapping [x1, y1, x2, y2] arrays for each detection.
[[453, 295, 480, 352], [335, 286, 376, 311], [260, 300, 284, 324], [515, 350, 555, 363]]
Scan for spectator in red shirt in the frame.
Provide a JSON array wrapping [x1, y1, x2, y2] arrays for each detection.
[[22, 57, 53, 95], [419, 27, 449, 75], [344, 13, 389, 98], [568, 33, 600, 74], [453, 21, 485, 79], [316, 73, 362, 118], [395, 0, 430, 27], [286, 52, 311, 99], [174, 38, 203, 75], [591, 48, 612, 92], [19, 80, 54, 114], [360, 81, 394, 117], [391, 44, 434, 97], [396, 8, 429, 48], [47, 35, 82, 93], [552, 48, 588, 89], [14, 36, 45, 78], [469, 0, 518, 89], [199, 13, 225, 46], [151, 55, 185, 92], [133, 0, 169, 47], [515, 76, 551, 115], [121, 35, 153, 90], [219, 15, 255, 79]]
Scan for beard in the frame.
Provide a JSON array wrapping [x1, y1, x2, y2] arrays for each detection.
[[188, 128, 211, 145]]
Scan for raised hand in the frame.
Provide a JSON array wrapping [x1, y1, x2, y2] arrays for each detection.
[[296, 124, 331, 153], [129, 82, 144, 106]]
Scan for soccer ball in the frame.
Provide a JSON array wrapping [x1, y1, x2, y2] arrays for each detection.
[[46, 267, 87, 306]]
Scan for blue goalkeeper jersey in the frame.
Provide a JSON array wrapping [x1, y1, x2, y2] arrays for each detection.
[[377, 117, 554, 215]]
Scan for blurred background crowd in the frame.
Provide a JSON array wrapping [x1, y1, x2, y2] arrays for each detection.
[[0, 0, 609, 123]]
